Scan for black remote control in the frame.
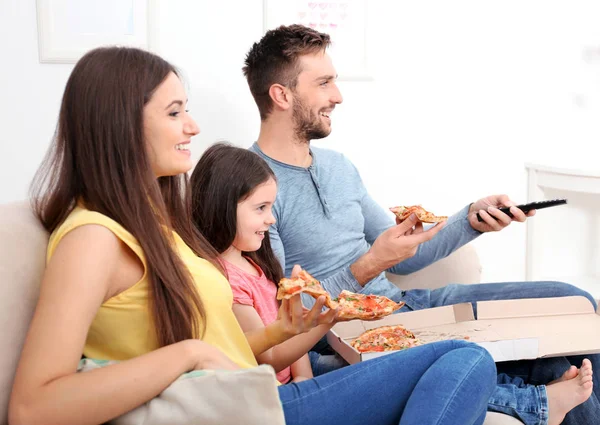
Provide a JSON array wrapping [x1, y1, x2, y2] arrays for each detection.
[[476, 198, 567, 222]]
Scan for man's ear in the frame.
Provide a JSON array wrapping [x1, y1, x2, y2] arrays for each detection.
[[268, 84, 291, 111]]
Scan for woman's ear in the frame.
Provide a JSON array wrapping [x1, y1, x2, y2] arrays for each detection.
[[268, 84, 291, 112]]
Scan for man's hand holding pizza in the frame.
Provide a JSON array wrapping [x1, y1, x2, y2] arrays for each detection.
[[351, 214, 446, 285]]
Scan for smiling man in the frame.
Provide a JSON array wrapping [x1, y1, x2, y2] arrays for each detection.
[[241, 24, 599, 424]]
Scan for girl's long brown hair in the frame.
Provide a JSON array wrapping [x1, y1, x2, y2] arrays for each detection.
[[30, 46, 220, 346]]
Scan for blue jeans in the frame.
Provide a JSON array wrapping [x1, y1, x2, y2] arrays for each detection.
[[308, 351, 349, 376], [491, 374, 548, 425], [494, 355, 600, 425], [279, 339, 496, 425], [397, 280, 600, 425], [399, 280, 598, 316]]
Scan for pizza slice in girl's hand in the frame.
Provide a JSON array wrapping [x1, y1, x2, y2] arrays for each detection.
[[351, 324, 421, 353], [389, 205, 448, 223], [276, 270, 404, 321], [332, 290, 405, 321], [276, 269, 330, 301]]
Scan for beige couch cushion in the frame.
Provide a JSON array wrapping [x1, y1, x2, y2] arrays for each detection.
[[79, 360, 285, 425], [0, 201, 49, 425], [387, 244, 482, 290]]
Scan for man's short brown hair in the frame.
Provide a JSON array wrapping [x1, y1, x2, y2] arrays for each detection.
[[243, 24, 331, 120]]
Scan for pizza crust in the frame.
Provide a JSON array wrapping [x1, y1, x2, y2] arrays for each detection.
[[390, 205, 448, 223]]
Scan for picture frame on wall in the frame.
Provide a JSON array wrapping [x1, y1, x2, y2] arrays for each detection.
[[36, 0, 157, 64], [263, 0, 372, 81]]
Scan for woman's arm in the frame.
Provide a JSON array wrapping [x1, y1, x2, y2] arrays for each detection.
[[9, 225, 231, 425], [290, 354, 313, 382], [233, 301, 335, 373]]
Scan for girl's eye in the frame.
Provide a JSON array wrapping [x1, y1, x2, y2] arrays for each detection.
[[258, 205, 266, 211]]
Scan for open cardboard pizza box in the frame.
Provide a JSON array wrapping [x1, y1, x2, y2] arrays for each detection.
[[327, 296, 600, 363]]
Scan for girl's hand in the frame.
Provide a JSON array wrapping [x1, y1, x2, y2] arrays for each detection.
[[185, 340, 240, 371], [275, 294, 337, 339]]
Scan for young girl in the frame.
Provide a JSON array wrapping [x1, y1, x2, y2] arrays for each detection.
[[190, 142, 345, 383], [189, 143, 595, 425], [10, 46, 500, 425]]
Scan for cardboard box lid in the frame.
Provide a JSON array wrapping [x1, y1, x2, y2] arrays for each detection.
[[332, 303, 475, 340], [329, 296, 600, 362]]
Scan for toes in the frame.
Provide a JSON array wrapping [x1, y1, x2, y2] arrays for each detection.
[[564, 365, 578, 378]]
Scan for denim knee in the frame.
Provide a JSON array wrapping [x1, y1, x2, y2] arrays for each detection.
[[439, 340, 497, 384], [462, 343, 498, 394], [546, 280, 597, 309]]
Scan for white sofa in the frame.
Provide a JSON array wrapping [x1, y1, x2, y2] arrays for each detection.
[[0, 201, 521, 425]]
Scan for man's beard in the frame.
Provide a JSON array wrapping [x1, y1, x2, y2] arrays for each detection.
[[292, 96, 330, 142]]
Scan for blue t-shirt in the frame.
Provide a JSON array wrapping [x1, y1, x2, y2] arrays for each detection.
[[250, 143, 480, 307]]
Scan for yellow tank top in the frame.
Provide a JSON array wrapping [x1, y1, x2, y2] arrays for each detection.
[[47, 206, 258, 369]]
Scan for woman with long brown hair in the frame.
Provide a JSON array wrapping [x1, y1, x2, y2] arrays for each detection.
[[9, 46, 252, 424], [8, 46, 503, 425]]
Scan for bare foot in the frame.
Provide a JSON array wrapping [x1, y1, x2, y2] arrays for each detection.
[[549, 365, 578, 384], [547, 359, 593, 425]]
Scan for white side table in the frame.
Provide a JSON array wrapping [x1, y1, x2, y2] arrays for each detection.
[[525, 163, 600, 301]]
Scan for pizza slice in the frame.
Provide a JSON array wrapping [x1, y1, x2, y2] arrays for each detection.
[[276, 269, 330, 301], [276, 270, 404, 321], [351, 324, 421, 353], [331, 290, 405, 320], [390, 205, 448, 223]]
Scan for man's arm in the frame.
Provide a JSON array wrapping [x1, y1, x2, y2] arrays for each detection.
[[359, 189, 481, 276], [269, 178, 474, 299], [384, 204, 481, 275], [352, 171, 481, 280]]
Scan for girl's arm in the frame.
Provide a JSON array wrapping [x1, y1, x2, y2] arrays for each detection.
[[233, 301, 334, 372], [9, 225, 234, 425], [290, 354, 313, 382], [242, 293, 336, 354]]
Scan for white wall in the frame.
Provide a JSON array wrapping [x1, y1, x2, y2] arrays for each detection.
[[1, 0, 599, 284], [0, 0, 74, 203]]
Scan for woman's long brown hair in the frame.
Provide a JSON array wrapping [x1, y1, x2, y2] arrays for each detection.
[[30, 46, 220, 346]]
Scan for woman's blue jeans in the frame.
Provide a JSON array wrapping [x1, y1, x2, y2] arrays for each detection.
[[279, 339, 496, 425]]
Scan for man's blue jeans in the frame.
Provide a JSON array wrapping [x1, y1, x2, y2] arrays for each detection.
[[398, 280, 600, 425], [281, 339, 496, 425]]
